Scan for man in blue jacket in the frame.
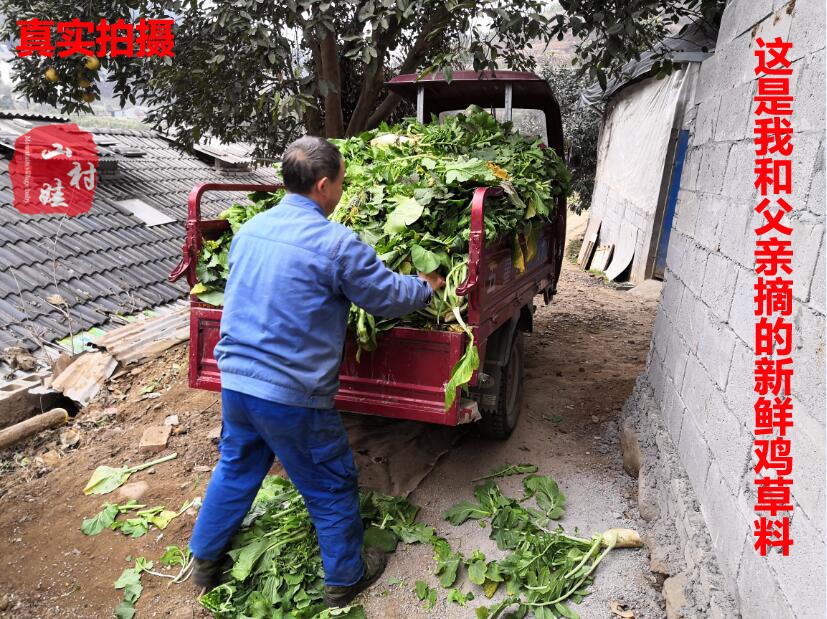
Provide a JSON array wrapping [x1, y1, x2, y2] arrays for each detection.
[[188, 136, 443, 607]]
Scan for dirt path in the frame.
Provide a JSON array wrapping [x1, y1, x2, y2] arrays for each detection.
[[0, 239, 662, 619], [360, 258, 664, 618]]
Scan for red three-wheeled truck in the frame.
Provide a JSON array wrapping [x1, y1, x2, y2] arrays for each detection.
[[169, 71, 566, 439]]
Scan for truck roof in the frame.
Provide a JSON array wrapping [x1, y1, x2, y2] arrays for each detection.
[[387, 70, 564, 157]]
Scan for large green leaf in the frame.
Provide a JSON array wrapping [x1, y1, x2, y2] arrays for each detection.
[[444, 336, 480, 410], [410, 244, 441, 273], [383, 196, 424, 234], [83, 466, 131, 496], [81, 503, 119, 536], [363, 526, 399, 552], [523, 475, 566, 520], [443, 500, 489, 526], [230, 537, 272, 581]]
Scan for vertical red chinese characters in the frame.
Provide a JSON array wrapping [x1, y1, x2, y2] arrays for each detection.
[[752, 36, 795, 556]]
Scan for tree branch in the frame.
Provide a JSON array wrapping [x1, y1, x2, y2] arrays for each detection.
[[364, 5, 451, 130]]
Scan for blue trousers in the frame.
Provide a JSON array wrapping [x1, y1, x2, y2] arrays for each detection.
[[189, 388, 365, 586]]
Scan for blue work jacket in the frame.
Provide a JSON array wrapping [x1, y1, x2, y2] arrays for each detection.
[[214, 192, 432, 409]]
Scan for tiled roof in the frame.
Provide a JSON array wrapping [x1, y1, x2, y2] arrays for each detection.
[[0, 121, 281, 350]]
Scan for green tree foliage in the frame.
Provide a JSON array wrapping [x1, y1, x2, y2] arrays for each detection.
[[543, 65, 601, 213], [1, 0, 723, 156]]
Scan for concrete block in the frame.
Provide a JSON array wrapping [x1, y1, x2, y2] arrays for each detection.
[[681, 147, 703, 192], [719, 197, 758, 268], [692, 95, 721, 147], [725, 338, 757, 415], [765, 509, 827, 619], [694, 53, 721, 107], [701, 252, 739, 321], [0, 373, 48, 428], [661, 275, 685, 322], [721, 141, 759, 205], [718, 30, 757, 88], [791, 304, 826, 423], [664, 327, 690, 392], [728, 265, 758, 345], [714, 81, 756, 143], [674, 291, 697, 354], [789, 133, 825, 218], [683, 242, 710, 298], [139, 425, 172, 453], [665, 232, 688, 285], [673, 189, 700, 238], [703, 398, 753, 494], [792, 52, 826, 135], [694, 195, 726, 251], [788, 414, 826, 524], [663, 378, 686, 443], [790, 216, 824, 302], [681, 333, 732, 431], [737, 533, 795, 619], [805, 140, 825, 219], [651, 305, 670, 361], [677, 411, 711, 494], [789, 0, 827, 62], [649, 352, 667, 405], [809, 239, 825, 315], [750, 4, 795, 64], [698, 142, 733, 196], [718, 0, 773, 46], [697, 314, 738, 389]]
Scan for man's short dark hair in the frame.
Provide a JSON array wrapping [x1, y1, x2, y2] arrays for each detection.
[[281, 136, 343, 194]]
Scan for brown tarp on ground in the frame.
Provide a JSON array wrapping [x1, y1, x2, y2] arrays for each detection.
[[343, 413, 468, 497]]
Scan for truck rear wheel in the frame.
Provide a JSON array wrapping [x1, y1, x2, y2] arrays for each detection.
[[479, 330, 524, 440]]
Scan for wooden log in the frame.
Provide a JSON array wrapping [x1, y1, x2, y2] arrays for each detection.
[[0, 408, 69, 450]]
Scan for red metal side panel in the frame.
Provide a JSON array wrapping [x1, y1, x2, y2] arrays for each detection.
[[336, 327, 465, 425], [189, 303, 222, 392]]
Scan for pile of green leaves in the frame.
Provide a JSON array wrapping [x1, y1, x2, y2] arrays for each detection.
[[199, 476, 430, 618], [191, 108, 569, 407], [437, 470, 633, 619], [198, 465, 630, 618], [330, 107, 569, 359]]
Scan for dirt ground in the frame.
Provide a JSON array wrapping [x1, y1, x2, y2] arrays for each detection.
[[0, 222, 663, 619]]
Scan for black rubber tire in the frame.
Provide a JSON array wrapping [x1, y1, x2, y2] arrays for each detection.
[[478, 330, 524, 440]]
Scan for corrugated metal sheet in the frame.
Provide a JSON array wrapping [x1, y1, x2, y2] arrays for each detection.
[[0, 121, 279, 350], [93, 305, 189, 365]]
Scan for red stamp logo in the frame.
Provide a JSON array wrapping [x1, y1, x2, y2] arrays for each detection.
[[9, 123, 98, 216]]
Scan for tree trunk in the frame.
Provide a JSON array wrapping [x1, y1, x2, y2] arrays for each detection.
[[303, 34, 325, 136], [318, 27, 344, 138], [345, 59, 385, 136]]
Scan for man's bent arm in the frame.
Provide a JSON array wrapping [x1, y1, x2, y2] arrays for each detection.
[[334, 231, 432, 318]]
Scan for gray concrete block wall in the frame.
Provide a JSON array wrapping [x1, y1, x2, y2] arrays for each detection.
[[622, 1, 826, 616]]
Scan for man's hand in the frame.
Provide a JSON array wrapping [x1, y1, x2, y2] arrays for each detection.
[[418, 271, 445, 291]]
